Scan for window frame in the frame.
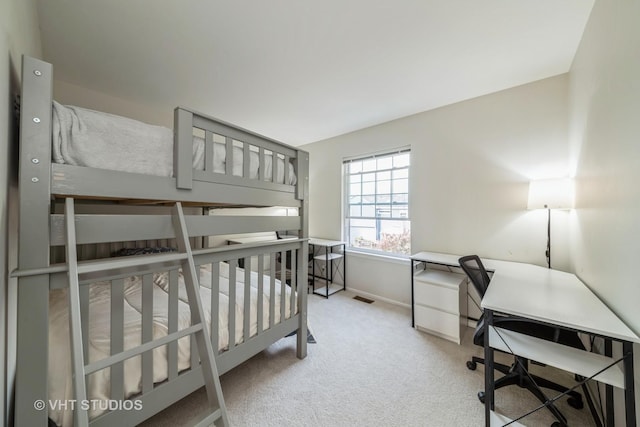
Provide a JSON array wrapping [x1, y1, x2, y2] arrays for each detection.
[[343, 147, 411, 257]]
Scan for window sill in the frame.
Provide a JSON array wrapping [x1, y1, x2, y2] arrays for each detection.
[[345, 249, 410, 266]]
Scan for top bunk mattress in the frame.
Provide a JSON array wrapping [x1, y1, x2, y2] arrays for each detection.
[[51, 101, 297, 184]]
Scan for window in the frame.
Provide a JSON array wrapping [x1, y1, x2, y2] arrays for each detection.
[[344, 148, 410, 255]]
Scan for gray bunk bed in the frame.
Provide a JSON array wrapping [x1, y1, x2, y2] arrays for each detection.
[[13, 56, 309, 426]]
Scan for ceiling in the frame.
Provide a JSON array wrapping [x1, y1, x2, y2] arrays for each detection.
[[36, 0, 594, 146]]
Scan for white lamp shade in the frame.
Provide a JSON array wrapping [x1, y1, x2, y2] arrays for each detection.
[[527, 178, 574, 210]]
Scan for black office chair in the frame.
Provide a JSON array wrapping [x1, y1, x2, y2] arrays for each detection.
[[459, 255, 584, 426]]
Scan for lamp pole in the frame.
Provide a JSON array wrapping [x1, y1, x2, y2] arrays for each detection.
[[528, 178, 573, 270], [545, 206, 551, 269]]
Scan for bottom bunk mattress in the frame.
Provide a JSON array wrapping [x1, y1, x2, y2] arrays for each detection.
[[48, 262, 297, 426]]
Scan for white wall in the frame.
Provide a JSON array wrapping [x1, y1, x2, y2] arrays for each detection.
[[569, 0, 640, 342], [0, 0, 42, 424], [569, 1, 640, 423], [301, 75, 571, 305]]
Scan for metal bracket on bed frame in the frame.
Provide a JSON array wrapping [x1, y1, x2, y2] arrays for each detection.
[[64, 198, 229, 426]]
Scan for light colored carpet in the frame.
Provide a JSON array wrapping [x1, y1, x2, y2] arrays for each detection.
[[141, 290, 597, 426]]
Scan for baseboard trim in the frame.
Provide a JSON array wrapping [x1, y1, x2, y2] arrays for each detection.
[[346, 287, 411, 309], [345, 288, 479, 333]]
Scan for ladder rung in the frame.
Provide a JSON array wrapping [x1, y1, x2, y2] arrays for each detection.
[[85, 324, 203, 375], [77, 252, 189, 275], [193, 408, 223, 427]]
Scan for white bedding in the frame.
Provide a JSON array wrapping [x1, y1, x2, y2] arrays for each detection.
[[51, 102, 297, 185], [48, 262, 296, 426]]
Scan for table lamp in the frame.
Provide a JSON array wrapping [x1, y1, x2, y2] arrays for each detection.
[[527, 178, 574, 268]]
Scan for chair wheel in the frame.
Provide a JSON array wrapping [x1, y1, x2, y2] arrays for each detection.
[[551, 422, 562, 427], [466, 360, 477, 371], [478, 391, 485, 404], [567, 395, 584, 409]]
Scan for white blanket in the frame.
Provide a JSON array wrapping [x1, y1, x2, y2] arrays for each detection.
[[52, 102, 296, 184], [48, 263, 296, 426]]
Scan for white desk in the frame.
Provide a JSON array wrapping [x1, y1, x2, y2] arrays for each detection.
[[482, 262, 639, 427], [483, 263, 638, 343], [410, 251, 640, 427]]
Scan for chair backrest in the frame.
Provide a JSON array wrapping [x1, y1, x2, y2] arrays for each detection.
[[458, 255, 491, 298]]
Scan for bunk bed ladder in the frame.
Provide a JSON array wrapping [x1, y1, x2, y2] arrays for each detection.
[[64, 197, 90, 427], [64, 198, 229, 426], [172, 201, 230, 427]]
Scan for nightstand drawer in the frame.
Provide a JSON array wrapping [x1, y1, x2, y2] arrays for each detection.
[[414, 269, 465, 288], [413, 281, 459, 314], [414, 305, 460, 341]]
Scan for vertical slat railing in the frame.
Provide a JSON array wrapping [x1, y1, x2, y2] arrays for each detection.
[[290, 249, 297, 318], [80, 285, 90, 362], [243, 144, 250, 178], [283, 155, 290, 185], [168, 269, 179, 381], [188, 264, 197, 368], [190, 336, 198, 372], [225, 137, 233, 176], [228, 259, 237, 348], [258, 147, 266, 181], [269, 253, 276, 327], [141, 273, 154, 393], [205, 131, 214, 173], [110, 278, 125, 401], [243, 257, 251, 343], [211, 262, 220, 354], [280, 250, 286, 323], [257, 255, 264, 334], [272, 151, 279, 183]]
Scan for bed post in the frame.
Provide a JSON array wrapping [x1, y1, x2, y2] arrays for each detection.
[[15, 56, 53, 426], [295, 149, 309, 359], [174, 107, 194, 190]]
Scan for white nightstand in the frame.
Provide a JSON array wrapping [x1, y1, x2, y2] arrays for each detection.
[[412, 269, 467, 344]]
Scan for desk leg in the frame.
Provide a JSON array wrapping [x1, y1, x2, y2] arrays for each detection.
[[606, 339, 614, 427], [325, 247, 329, 299], [410, 260, 415, 327], [623, 341, 636, 427], [342, 243, 346, 292], [485, 309, 495, 426], [311, 244, 316, 294]]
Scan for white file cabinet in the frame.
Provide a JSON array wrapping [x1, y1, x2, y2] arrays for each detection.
[[413, 269, 467, 344]]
